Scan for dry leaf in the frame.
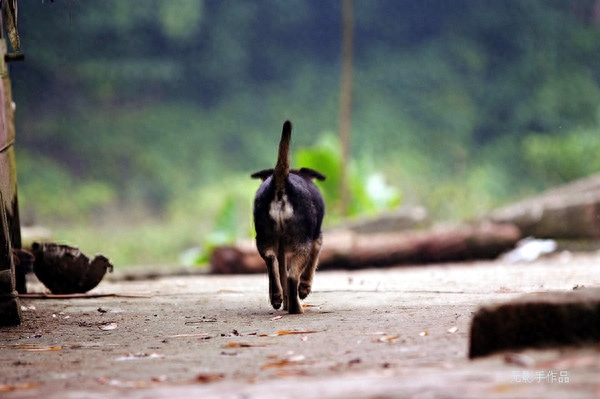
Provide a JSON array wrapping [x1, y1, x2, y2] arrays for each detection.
[[0, 344, 61, 351], [99, 323, 118, 331], [261, 358, 305, 370], [115, 353, 165, 361], [419, 331, 428, 337], [25, 346, 62, 352], [373, 335, 400, 343], [276, 330, 318, 336], [0, 382, 40, 392], [274, 369, 309, 377], [195, 373, 225, 384], [224, 342, 270, 348]]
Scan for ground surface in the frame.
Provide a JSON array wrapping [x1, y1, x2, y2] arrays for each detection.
[[1, 253, 600, 398]]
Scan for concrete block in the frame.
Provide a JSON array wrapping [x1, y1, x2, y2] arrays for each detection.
[[469, 288, 600, 358]]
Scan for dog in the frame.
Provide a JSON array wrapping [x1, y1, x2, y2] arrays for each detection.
[[251, 120, 325, 314]]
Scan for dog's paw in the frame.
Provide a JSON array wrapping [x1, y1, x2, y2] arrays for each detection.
[[288, 298, 304, 314], [270, 293, 283, 310], [298, 282, 311, 299]]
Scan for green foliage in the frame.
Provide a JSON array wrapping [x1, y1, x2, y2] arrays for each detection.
[[295, 135, 402, 219], [11, 1, 600, 266], [523, 128, 600, 184], [158, 1, 204, 41], [17, 152, 115, 223], [193, 195, 242, 264]]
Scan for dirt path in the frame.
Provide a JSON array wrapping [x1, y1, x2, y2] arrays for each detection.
[[1, 255, 600, 398]]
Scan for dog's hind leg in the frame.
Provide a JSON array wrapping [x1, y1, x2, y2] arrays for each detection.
[[286, 247, 312, 314], [261, 249, 283, 309], [299, 234, 322, 300], [277, 247, 288, 311]]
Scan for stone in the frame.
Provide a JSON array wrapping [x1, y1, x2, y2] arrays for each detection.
[[469, 288, 600, 358]]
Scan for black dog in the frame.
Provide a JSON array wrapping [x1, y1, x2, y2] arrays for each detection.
[[251, 121, 325, 314]]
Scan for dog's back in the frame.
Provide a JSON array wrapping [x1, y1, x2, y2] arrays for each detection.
[[252, 121, 325, 314], [253, 172, 324, 246]]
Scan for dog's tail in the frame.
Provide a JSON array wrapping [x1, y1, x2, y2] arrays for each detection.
[[273, 120, 291, 196]]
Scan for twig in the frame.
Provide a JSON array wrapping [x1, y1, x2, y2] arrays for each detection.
[[18, 292, 153, 299]]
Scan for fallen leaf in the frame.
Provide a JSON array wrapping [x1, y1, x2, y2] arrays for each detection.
[[373, 335, 400, 343], [276, 330, 319, 336], [274, 369, 310, 377], [19, 292, 153, 299], [261, 358, 307, 370], [0, 344, 62, 351], [115, 353, 165, 361], [99, 323, 118, 331], [0, 382, 40, 392], [419, 331, 428, 337], [25, 346, 62, 352], [224, 342, 271, 348], [167, 333, 209, 338], [195, 373, 225, 383]]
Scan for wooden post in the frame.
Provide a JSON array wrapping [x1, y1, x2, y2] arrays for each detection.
[[338, 0, 354, 216], [0, 37, 22, 325]]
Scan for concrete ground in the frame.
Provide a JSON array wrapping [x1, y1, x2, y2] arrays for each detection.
[[1, 252, 600, 398]]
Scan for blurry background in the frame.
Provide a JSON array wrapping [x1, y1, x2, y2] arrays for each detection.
[[10, 0, 600, 267]]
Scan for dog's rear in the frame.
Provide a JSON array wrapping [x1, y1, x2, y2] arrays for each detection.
[[252, 121, 325, 314]]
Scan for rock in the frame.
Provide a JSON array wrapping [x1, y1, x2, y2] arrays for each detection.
[[469, 288, 600, 358], [489, 173, 600, 239]]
